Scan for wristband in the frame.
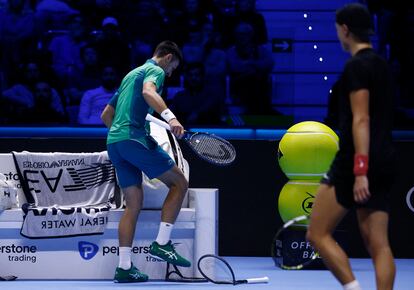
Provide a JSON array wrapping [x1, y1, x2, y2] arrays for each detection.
[[353, 154, 369, 176], [160, 108, 176, 122]]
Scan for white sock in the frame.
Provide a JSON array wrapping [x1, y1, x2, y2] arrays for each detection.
[[155, 222, 174, 245], [118, 247, 131, 270], [343, 280, 362, 290]]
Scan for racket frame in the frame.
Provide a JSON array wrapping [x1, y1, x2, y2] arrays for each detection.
[[164, 263, 207, 283], [271, 215, 319, 270], [145, 114, 236, 166], [0, 275, 17, 281], [197, 254, 269, 285]]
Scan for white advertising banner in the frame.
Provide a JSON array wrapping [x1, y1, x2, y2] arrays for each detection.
[[20, 203, 111, 238], [0, 189, 218, 280], [0, 237, 193, 279], [12, 151, 115, 207]]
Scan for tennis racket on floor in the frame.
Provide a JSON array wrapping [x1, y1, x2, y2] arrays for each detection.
[[0, 275, 17, 281], [165, 262, 207, 283], [145, 114, 236, 166], [271, 215, 319, 270], [197, 254, 269, 285]]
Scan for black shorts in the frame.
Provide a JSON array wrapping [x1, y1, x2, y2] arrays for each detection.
[[321, 157, 394, 212]]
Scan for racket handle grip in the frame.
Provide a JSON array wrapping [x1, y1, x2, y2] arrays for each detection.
[[246, 277, 269, 284], [145, 114, 171, 131]]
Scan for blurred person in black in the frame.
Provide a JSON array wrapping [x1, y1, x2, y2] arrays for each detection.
[[0, 0, 38, 86], [93, 16, 131, 77], [47, 13, 88, 105], [170, 62, 223, 125], [22, 80, 67, 124], [363, 0, 414, 128], [307, 4, 396, 290], [76, 44, 102, 91], [210, 0, 268, 48], [35, 0, 79, 32], [127, 0, 166, 67], [60, 44, 103, 115], [233, 0, 268, 45], [226, 22, 274, 114], [180, 20, 227, 118], [1, 60, 65, 123], [78, 65, 118, 125]]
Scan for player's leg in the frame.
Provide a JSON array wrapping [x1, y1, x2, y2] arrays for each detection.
[[118, 184, 143, 247], [116, 140, 191, 267], [108, 141, 148, 282], [156, 165, 188, 224], [307, 184, 357, 287], [149, 165, 191, 267], [357, 208, 395, 290]]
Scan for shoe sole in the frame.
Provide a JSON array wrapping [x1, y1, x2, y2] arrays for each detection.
[[114, 279, 148, 283]]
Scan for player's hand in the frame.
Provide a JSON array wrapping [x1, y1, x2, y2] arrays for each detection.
[[168, 118, 185, 139], [353, 175, 370, 204]]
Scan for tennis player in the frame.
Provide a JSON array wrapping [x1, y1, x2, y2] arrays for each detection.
[[101, 41, 191, 283], [307, 4, 395, 290]]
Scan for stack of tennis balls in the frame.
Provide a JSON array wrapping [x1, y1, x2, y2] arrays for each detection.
[[277, 121, 339, 225]]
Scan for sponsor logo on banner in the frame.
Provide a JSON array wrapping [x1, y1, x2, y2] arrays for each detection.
[[0, 244, 37, 263], [22, 158, 86, 169], [101, 244, 163, 263], [406, 186, 414, 213], [21, 161, 115, 194], [20, 204, 111, 238], [2, 172, 22, 188], [75, 241, 166, 263], [301, 192, 315, 214], [289, 240, 317, 259], [78, 241, 99, 260]]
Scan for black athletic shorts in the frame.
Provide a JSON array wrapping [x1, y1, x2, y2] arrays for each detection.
[[321, 155, 394, 212]]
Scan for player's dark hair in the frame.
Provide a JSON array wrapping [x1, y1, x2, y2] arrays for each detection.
[[336, 3, 374, 43], [154, 41, 183, 64]]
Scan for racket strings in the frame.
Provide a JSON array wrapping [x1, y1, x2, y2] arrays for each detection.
[[198, 255, 236, 284], [187, 134, 236, 165]]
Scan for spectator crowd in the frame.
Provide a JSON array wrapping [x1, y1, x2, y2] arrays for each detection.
[[0, 0, 412, 128], [0, 0, 274, 126]]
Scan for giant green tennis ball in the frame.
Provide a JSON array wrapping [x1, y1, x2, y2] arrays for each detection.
[[278, 180, 320, 224], [278, 121, 339, 180]]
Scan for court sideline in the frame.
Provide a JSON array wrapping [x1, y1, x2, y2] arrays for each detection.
[[2, 257, 412, 290]]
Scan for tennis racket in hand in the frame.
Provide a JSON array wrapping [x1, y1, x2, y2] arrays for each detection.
[[197, 254, 269, 285], [145, 114, 236, 166]]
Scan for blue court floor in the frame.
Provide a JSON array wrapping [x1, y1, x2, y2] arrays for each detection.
[[1, 257, 413, 290]]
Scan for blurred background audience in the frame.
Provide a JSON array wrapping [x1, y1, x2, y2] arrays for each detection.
[[0, 0, 412, 128]]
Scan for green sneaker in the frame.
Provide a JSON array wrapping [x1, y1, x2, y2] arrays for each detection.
[[114, 263, 148, 283], [149, 241, 191, 267]]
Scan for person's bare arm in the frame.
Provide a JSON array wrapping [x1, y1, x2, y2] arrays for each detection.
[[350, 88, 370, 203], [101, 104, 115, 128], [142, 82, 184, 138]]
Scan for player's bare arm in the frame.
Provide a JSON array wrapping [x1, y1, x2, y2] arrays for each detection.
[[350, 89, 370, 203], [101, 104, 115, 128], [142, 81, 184, 138]]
